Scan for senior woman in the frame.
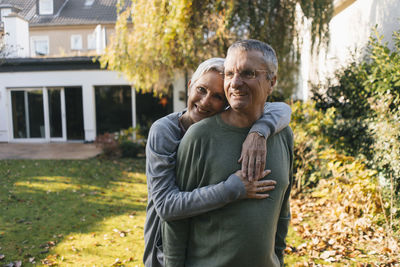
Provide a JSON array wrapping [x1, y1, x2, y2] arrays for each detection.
[[143, 58, 291, 267]]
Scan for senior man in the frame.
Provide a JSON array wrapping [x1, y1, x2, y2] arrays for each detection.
[[162, 39, 293, 267]]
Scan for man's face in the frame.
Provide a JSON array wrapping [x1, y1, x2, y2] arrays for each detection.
[[224, 49, 275, 114], [187, 71, 226, 124]]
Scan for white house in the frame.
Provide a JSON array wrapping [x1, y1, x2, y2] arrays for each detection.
[[296, 0, 400, 100], [0, 0, 186, 143]]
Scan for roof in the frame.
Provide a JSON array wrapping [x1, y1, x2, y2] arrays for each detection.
[[0, 56, 101, 72], [0, 0, 127, 26]]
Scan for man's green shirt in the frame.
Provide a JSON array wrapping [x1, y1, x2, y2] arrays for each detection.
[[163, 114, 293, 267]]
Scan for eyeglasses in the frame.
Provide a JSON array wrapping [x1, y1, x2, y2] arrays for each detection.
[[223, 69, 269, 80]]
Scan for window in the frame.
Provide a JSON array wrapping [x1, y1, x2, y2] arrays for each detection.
[[70, 35, 83, 50], [0, 8, 12, 22], [84, 0, 95, 7], [31, 36, 49, 56], [87, 33, 96, 50], [39, 0, 53, 15]]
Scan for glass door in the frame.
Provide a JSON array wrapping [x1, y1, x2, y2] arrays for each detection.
[[10, 88, 67, 142], [48, 88, 66, 141], [11, 89, 45, 140], [65, 87, 84, 140]]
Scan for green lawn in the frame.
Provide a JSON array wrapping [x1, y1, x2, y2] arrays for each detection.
[[0, 159, 147, 266], [1, 158, 396, 266]]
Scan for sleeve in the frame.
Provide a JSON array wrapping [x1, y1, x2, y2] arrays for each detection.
[[146, 120, 246, 222], [274, 129, 294, 266], [250, 102, 292, 139]]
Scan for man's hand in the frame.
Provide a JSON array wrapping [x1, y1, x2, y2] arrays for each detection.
[[235, 170, 275, 199], [238, 132, 267, 181]]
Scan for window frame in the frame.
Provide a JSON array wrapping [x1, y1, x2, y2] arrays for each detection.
[[0, 8, 12, 22], [70, 34, 83, 50], [30, 36, 50, 56], [39, 0, 53, 15]]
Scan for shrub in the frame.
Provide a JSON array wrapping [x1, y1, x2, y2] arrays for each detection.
[[95, 127, 146, 159], [290, 101, 335, 191], [364, 29, 400, 193], [311, 61, 374, 159], [311, 27, 400, 193], [119, 140, 144, 158], [94, 132, 120, 158]]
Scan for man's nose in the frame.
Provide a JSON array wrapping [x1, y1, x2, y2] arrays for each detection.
[[230, 73, 243, 88]]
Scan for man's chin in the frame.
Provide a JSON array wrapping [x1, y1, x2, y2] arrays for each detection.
[[229, 102, 248, 111]]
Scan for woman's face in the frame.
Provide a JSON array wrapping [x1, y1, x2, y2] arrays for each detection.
[[186, 71, 227, 124]]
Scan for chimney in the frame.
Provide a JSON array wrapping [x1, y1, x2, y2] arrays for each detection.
[[94, 24, 106, 54], [4, 13, 29, 57]]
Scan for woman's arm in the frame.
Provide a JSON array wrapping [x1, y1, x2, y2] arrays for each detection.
[[240, 102, 292, 180], [146, 119, 274, 222]]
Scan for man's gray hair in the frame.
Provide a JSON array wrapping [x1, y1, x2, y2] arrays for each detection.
[[227, 39, 278, 80], [190, 57, 225, 88]]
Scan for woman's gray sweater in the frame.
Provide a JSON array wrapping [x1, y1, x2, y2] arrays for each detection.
[[143, 102, 291, 267]]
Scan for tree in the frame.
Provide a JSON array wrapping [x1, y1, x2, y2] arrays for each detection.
[[0, 33, 7, 59], [100, 0, 333, 98]]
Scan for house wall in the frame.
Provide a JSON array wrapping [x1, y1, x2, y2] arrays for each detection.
[[296, 0, 400, 100], [0, 69, 129, 142], [29, 24, 115, 56], [0, 68, 186, 143], [172, 70, 187, 112]]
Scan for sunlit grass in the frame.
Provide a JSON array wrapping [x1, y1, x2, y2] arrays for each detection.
[[53, 214, 146, 266], [2, 158, 391, 266], [0, 158, 147, 266]]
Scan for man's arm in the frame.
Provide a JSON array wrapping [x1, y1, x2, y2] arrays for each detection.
[[274, 128, 294, 266], [240, 102, 292, 180]]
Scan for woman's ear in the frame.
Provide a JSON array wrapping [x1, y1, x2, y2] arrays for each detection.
[[187, 80, 192, 96]]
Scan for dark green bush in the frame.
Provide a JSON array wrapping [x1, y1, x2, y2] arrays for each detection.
[[311, 61, 374, 159], [311, 27, 400, 193], [119, 141, 144, 158]]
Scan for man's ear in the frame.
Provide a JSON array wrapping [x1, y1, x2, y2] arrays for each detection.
[[270, 76, 277, 87]]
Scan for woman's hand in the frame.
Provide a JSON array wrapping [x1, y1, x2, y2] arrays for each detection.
[[235, 170, 275, 199], [238, 132, 267, 182]]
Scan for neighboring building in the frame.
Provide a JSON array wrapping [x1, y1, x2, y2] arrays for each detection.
[[0, 0, 185, 143], [296, 0, 400, 100]]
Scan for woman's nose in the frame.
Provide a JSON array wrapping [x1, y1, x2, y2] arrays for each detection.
[[200, 94, 212, 106]]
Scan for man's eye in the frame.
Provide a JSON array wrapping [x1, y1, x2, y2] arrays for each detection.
[[242, 70, 255, 79], [224, 71, 234, 78], [197, 87, 207, 93], [213, 94, 223, 100]]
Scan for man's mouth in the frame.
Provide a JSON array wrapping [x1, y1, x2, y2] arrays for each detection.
[[231, 92, 247, 97]]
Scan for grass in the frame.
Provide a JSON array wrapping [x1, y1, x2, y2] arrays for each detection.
[[0, 158, 147, 266], [1, 158, 397, 266]]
